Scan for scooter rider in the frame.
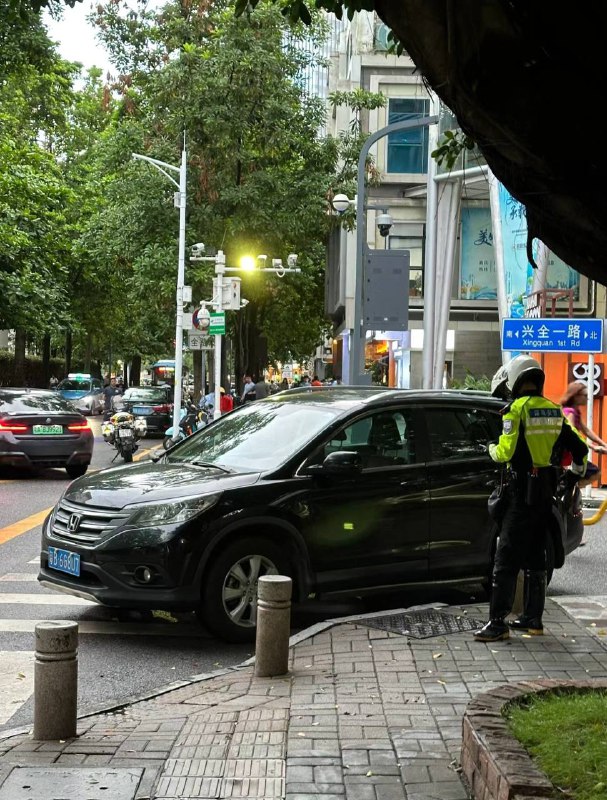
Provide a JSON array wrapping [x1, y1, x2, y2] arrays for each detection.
[[474, 355, 588, 642]]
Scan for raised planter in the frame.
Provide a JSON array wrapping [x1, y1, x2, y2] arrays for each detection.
[[461, 678, 607, 800]]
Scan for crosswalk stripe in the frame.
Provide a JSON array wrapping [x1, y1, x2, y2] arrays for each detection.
[[0, 574, 38, 582], [0, 509, 53, 545], [0, 593, 95, 606], [0, 651, 35, 725], [0, 619, 207, 637]]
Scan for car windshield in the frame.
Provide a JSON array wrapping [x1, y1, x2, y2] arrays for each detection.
[[58, 380, 93, 392], [122, 388, 169, 403], [0, 392, 76, 413], [166, 399, 343, 472]]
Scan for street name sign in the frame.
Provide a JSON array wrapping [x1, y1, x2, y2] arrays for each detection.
[[502, 317, 603, 353], [209, 312, 226, 336], [188, 333, 213, 350]]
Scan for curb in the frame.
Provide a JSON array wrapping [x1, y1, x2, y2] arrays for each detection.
[[461, 679, 607, 800], [0, 602, 445, 744]]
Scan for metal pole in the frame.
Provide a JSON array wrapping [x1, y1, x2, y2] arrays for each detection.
[[349, 116, 438, 386], [172, 145, 187, 435], [586, 352, 595, 499], [488, 169, 510, 364], [422, 96, 440, 389], [214, 250, 225, 419]]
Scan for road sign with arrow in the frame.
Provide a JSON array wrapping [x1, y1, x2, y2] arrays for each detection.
[[502, 318, 603, 353]]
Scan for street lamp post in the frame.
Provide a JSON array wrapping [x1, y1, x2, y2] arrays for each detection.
[[191, 248, 301, 417], [132, 144, 187, 436], [335, 116, 438, 385]]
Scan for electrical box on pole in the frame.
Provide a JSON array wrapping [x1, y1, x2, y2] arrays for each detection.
[[221, 277, 242, 310], [363, 249, 411, 331]]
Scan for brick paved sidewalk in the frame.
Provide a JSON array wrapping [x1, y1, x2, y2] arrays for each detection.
[[1, 598, 606, 800]]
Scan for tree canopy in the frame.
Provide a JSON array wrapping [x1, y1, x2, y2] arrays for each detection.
[[238, 0, 607, 287]]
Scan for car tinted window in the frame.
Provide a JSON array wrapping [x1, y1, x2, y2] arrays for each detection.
[[58, 380, 92, 391], [166, 401, 343, 471], [425, 406, 498, 461], [0, 392, 76, 413], [314, 408, 416, 468], [122, 388, 169, 403]]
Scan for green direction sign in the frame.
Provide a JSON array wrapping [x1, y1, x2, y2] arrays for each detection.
[[209, 311, 226, 335]]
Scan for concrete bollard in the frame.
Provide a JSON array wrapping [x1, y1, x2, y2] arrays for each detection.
[[33, 621, 78, 741], [254, 575, 292, 678]]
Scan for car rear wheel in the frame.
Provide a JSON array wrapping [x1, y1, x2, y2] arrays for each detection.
[[66, 464, 88, 479], [199, 537, 290, 643]]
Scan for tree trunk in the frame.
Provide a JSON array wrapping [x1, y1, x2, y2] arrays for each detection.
[[42, 333, 51, 388], [84, 331, 92, 373], [65, 329, 72, 376], [130, 354, 141, 387], [14, 328, 26, 386]]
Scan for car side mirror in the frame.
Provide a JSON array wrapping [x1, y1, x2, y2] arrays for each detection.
[[303, 450, 362, 477]]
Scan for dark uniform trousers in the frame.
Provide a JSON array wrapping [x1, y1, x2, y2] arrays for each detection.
[[491, 480, 552, 621]]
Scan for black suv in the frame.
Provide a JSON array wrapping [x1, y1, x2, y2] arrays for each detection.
[[38, 387, 583, 641]]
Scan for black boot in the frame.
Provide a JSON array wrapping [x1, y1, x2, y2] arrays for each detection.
[[473, 619, 510, 642], [508, 570, 545, 635], [474, 573, 516, 642]]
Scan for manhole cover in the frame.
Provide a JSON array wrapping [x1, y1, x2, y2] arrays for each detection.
[[0, 767, 143, 800], [358, 609, 485, 638]]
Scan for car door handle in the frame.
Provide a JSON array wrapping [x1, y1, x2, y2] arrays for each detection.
[[400, 480, 425, 489]]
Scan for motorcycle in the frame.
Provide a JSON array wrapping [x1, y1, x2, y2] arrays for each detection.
[[162, 403, 208, 450], [101, 410, 147, 463]]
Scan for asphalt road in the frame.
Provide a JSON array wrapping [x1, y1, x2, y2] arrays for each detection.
[[0, 418, 604, 734]]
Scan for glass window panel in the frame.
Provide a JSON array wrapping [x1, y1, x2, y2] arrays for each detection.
[[387, 99, 430, 174]]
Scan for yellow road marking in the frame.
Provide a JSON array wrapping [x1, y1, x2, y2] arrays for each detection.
[[0, 508, 53, 545]]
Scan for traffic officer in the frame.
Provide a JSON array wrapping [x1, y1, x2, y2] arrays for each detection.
[[474, 355, 588, 642]]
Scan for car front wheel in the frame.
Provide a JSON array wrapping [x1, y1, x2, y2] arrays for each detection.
[[199, 537, 290, 643]]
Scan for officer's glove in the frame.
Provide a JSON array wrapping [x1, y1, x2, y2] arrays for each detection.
[[569, 462, 586, 476]]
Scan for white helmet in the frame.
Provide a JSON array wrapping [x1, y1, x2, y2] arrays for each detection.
[[490, 364, 509, 399], [506, 354, 544, 396]]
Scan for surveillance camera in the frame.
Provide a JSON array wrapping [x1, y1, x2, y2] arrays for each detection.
[[191, 242, 205, 256], [257, 254, 268, 266], [240, 298, 250, 308], [287, 253, 298, 268], [272, 258, 282, 268], [376, 212, 392, 238]]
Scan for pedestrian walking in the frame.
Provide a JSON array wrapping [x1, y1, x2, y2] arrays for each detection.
[[241, 374, 256, 403], [219, 387, 234, 414], [560, 380, 607, 457], [474, 355, 588, 642], [102, 377, 119, 421], [254, 375, 270, 400]]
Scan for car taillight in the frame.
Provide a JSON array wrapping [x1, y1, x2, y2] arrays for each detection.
[[67, 422, 90, 431], [152, 404, 171, 413], [0, 420, 28, 433]]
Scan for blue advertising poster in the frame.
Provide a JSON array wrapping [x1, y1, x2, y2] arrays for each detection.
[[460, 208, 497, 299], [497, 184, 532, 318]]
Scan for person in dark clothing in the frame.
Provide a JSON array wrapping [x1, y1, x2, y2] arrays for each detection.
[[474, 355, 588, 642], [102, 377, 119, 420]]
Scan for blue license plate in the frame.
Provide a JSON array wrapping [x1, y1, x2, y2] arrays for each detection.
[[132, 406, 150, 415], [48, 546, 81, 577]]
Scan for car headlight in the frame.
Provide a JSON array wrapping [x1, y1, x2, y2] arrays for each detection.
[[124, 493, 221, 526]]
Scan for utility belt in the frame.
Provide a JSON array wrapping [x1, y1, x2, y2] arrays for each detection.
[[507, 466, 557, 506]]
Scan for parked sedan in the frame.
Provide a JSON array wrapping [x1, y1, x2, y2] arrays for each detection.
[[38, 387, 583, 641], [118, 386, 173, 435], [0, 389, 93, 478]]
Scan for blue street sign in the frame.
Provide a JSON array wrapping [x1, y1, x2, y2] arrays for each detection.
[[502, 318, 603, 353]]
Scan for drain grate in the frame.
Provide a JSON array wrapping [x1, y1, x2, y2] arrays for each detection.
[[358, 608, 485, 638]]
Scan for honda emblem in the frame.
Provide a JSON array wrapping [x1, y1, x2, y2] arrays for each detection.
[[68, 513, 81, 532]]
